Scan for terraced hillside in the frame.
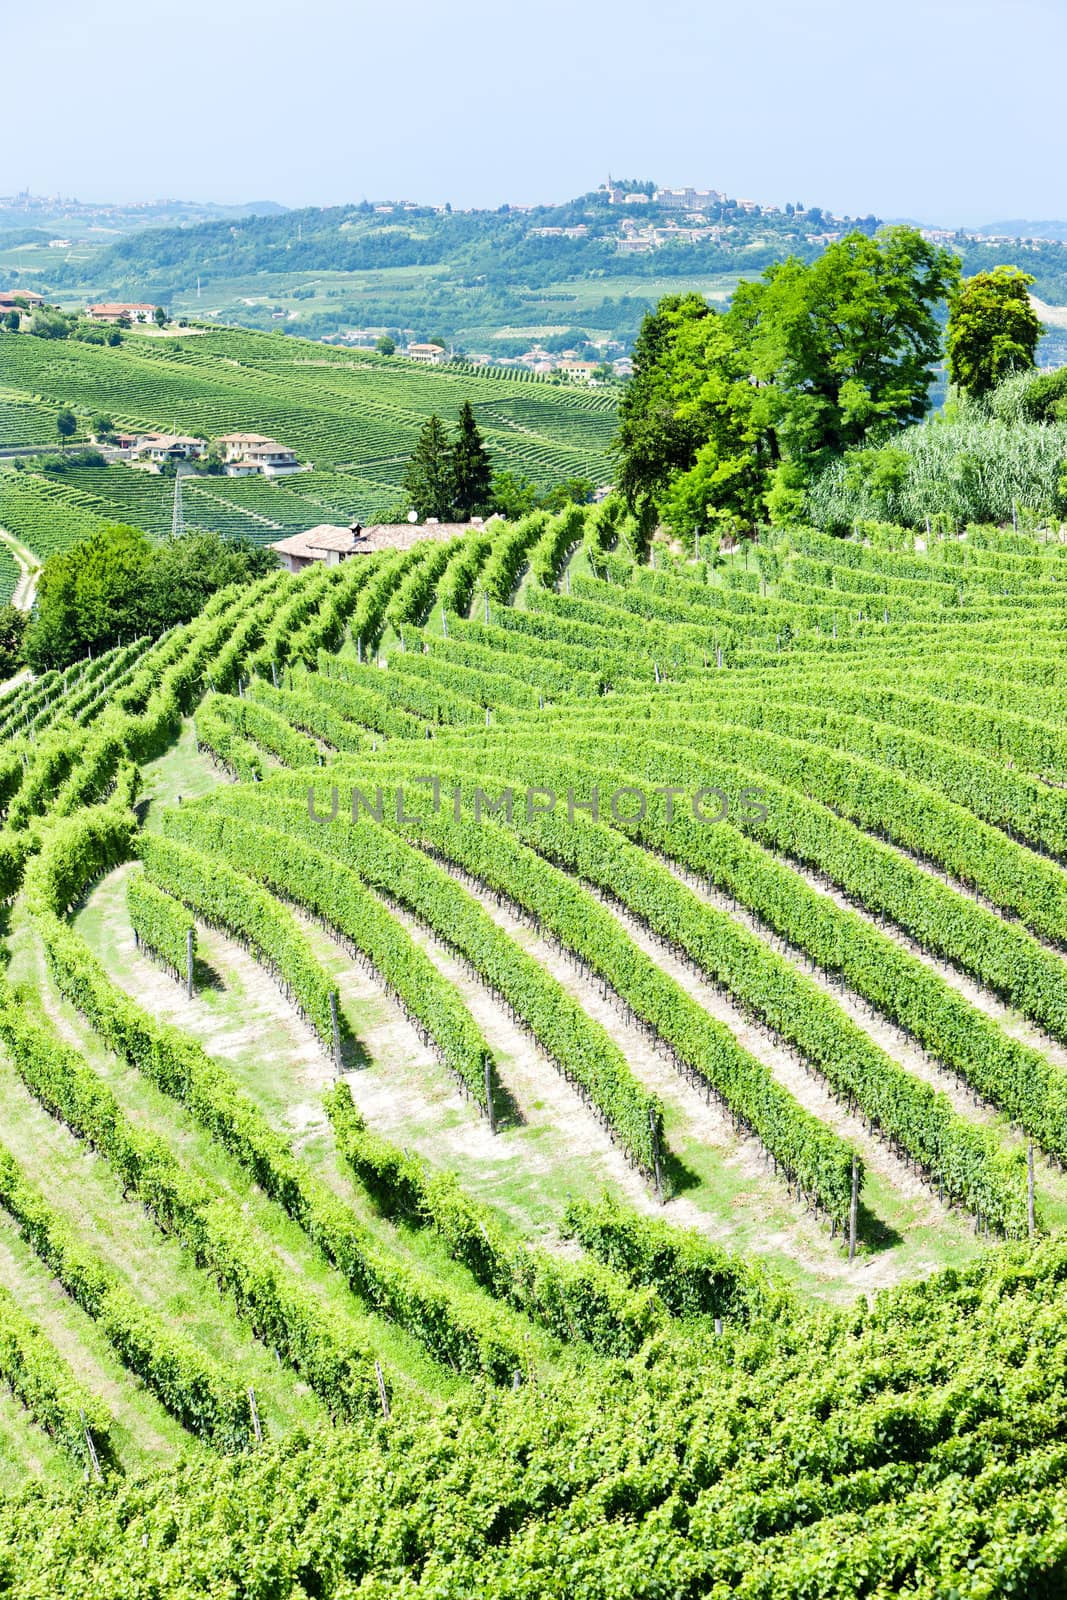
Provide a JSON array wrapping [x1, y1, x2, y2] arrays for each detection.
[[0, 326, 617, 555], [2, 509, 1067, 1594]]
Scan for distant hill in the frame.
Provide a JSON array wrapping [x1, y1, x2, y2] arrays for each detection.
[[11, 185, 1067, 360], [0, 196, 288, 239], [9, 188, 872, 354], [973, 220, 1067, 241]]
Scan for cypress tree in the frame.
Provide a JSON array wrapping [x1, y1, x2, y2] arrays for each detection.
[[450, 402, 493, 520], [402, 415, 455, 520]]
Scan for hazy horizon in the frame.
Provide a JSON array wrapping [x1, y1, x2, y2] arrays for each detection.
[[8, 190, 1067, 236], [3, 0, 1065, 227]]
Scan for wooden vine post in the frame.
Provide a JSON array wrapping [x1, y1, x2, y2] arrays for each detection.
[[330, 991, 342, 1076], [186, 927, 195, 1000], [847, 1155, 859, 1263], [247, 1385, 262, 1444], [485, 1056, 496, 1134], [1028, 1140, 1036, 1238], [375, 1360, 391, 1420], [649, 1107, 663, 1201], [80, 1410, 102, 1482]]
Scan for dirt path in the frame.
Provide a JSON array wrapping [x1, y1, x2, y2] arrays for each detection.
[[0, 668, 31, 697], [425, 862, 967, 1290], [0, 1218, 183, 1464], [841, 811, 1067, 960], [398, 857, 966, 1292], [380, 895, 661, 1236], [760, 844, 1067, 1077], [62, 869, 471, 1401], [657, 858, 1012, 1134], [79, 864, 332, 1159], [0, 526, 40, 611]]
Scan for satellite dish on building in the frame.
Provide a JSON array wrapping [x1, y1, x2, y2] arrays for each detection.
[[407, 509, 418, 524]]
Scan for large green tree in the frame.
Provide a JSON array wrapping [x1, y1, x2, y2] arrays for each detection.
[[24, 524, 274, 671], [616, 294, 718, 508], [450, 402, 493, 519], [402, 414, 455, 521], [615, 228, 960, 532], [0, 605, 26, 680], [947, 265, 1042, 398], [615, 293, 780, 532], [734, 226, 959, 468], [27, 523, 149, 670], [539, 476, 595, 512]]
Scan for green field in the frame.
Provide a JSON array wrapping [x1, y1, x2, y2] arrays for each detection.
[[4, 234, 745, 351], [152, 266, 741, 348]]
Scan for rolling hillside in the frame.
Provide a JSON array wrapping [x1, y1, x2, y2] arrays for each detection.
[[0, 326, 617, 553], [0, 508, 1066, 1591]]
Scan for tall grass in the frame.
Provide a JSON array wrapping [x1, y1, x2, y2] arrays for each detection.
[[807, 413, 1067, 530]]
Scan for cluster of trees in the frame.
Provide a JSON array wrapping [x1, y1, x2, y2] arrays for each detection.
[[401, 403, 494, 520], [2, 306, 168, 344], [807, 281, 1051, 532], [616, 228, 1045, 536], [24, 525, 276, 672], [489, 472, 595, 518], [401, 404, 594, 522], [13, 447, 105, 472]]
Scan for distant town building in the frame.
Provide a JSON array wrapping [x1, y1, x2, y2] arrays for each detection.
[[86, 302, 157, 324], [653, 187, 725, 211], [405, 342, 448, 365], [0, 289, 44, 309], [607, 189, 650, 205], [132, 433, 205, 466], [556, 360, 600, 382], [215, 433, 302, 476]]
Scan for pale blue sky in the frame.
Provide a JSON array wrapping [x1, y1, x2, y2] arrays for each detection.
[[6, 0, 1066, 223]]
